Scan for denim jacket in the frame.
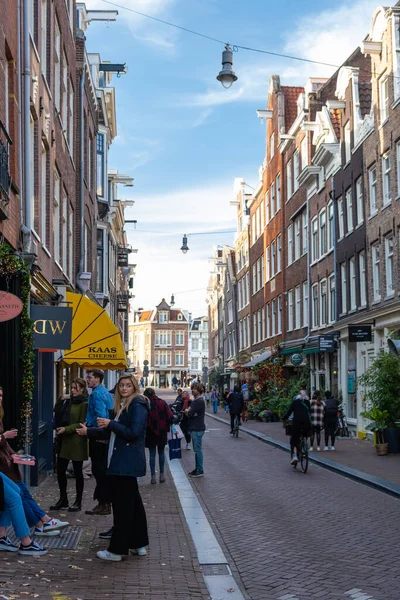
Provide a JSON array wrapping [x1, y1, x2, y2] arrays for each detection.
[[86, 384, 114, 427], [106, 396, 149, 478]]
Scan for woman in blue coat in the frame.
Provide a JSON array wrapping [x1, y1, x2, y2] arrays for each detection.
[[78, 374, 149, 561]]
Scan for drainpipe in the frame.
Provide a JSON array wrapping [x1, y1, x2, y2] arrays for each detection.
[[332, 176, 338, 324], [22, 0, 32, 250], [76, 56, 85, 292], [17, 0, 24, 230], [306, 194, 311, 340]]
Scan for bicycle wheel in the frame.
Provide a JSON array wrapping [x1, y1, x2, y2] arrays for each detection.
[[234, 417, 239, 438], [300, 439, 309, 473]]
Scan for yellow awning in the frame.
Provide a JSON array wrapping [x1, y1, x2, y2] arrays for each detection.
[[63, 291, 127, 371]]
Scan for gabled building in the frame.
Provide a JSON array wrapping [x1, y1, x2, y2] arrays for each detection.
[[188, 315, 209, 378]]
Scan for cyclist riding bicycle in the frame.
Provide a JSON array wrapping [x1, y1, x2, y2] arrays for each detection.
[[282, 390, 311, 466], [228, 386, 244, 434]]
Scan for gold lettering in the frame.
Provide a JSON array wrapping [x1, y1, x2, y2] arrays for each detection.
[[48, 320, 67, 335], [33, 320, 47, 335]]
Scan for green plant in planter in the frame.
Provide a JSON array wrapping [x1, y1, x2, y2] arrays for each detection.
[[357, 352, 400, 427], [360, 408, 390, 444]]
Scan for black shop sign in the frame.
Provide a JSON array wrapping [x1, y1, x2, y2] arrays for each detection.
[[31, 305, 73, 349], [319, 334, 335, 353], [348, 325, 372, 343]]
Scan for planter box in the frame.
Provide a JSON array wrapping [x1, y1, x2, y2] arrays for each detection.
[[384, 428, 400, 453]]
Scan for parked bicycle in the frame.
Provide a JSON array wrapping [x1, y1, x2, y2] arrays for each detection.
[[335, 407, 349, 438]]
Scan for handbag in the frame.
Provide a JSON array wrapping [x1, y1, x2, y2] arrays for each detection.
[[168, 437, 182, 460], [171, 424, 185, 440]]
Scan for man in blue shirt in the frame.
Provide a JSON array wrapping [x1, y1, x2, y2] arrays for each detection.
[[84, 369, 114, 516]]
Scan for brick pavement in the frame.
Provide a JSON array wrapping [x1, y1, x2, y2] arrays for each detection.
[[207, 406, 400, 486], [0, 469, 210, 600], [180, 417, 400, 600]]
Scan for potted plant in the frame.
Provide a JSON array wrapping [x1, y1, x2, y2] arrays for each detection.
[[360, 408, 390, 456], [358, 352, 400, 453]]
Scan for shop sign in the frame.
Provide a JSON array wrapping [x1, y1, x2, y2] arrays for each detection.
[[319, 334, 335, 353], [117, 248, 129, 268], [31, 305, 73, 350], [347, 370, 356, 394], [290, 353, 303, 366], [348, 325, 372, 343], [0, 291, 23, 322]]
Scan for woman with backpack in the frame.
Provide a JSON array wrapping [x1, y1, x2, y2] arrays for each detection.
[[143, 388, 173, 484]]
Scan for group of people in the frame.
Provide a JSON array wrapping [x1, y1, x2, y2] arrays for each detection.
[[283, 389, 339, 465], [0, 371, 208, 563]]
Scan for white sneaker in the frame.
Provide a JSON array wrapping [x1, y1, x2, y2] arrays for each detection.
[[97, 550, 122, 562], [330, 446, 335, 451], [130, 547, 147, 556], [309, 447, 314, 451], [323, 446, 329, 451], [290, 455, 298, 465], [317, 447, 321, 451], [42, 518, 69, 532], [34, 527, 60, 537], [186, 443, 191, 450]]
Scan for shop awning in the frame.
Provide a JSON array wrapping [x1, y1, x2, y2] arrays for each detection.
[[243, 351, 272, 367], [280, 346, 303, 355], [62, 291, 127, 371]]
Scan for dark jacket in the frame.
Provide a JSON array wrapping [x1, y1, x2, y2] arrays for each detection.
[[0, 421, 22, 483], [145, 396, 173, 448], [106, 395, 149, 478], [228, 392, 244, 415], [324, 397, 339, 425], [283, 398, 311, 427], [187, 396, 206, 432]]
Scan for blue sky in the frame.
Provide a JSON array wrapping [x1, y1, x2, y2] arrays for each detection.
[[84, 0, 380, 315]]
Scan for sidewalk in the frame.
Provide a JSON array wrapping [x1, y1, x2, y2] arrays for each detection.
[[207, 406, 400, 491], [0, 470, 210, 600]]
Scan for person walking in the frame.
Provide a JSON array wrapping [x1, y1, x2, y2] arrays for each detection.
[[0, 472, 48, 556], [0, 387, 68, 536], [309, 390, 326, 452], [85, 369, 114, 516], [185, 382, 206, 478], [143, 388, 173, 484], [78, 373, 150, 562], [228, 386, 244, 433], [324, 391, 339, 451], [211, 387, 218, 414], [50, 378, 89, 512], [179, 390, 192, 450]]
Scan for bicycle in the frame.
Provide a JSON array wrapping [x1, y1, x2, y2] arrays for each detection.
[[233, 414, 240, 438], [335, 408, 349, 438], [293, 431, 309, 473]]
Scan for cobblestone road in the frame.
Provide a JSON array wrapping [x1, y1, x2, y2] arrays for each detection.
[[179, 412, 400, 600]]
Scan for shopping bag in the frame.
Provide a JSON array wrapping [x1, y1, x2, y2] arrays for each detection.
[[168, 437, 182, 460], [171, 424, 185, 440]]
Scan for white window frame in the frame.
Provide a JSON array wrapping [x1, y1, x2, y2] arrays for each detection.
[[346, 188, 353, 233], [294, 218, 301, 261], [311, 284, 318, 329], [271, 241, 276, 278], [293, 150, 300, 192], [40, 0, 48, 78], [270, 133, 275, 159], [382, 153, 392, 207], [265, 191, 270, 225], [277, 234, 281, 272], [302, 281, 308, 328], [349, 257, 356, 311], [385, 236, 394, 297], [319, 209, 326, 256], [287, 159, 293, 200], [276, 173, 281, 212], [341, 262, 347, 313], [311, 217, 318, 262], [54, 19, 61, 111], [327, 201, 334, 250], [356, 177, 364, 226], [320, 279, 327, 326], [277, 295, 282, 333], [175, 351, 184, 367], [369, 165, 378, 215], [53, 171, 60, 264], [379, 76, 389, 123], [359, 250, 366, 307], [344, 121, 351, 164], [295, 286, 301, 330], [270, 182, 275, 218], [328, 274, 335, 323], [372, 244, 381, 302], [266, 304, 270, 339], [287, 224, 293, 266], [338, 197, 344, 239], [266, 245, 270, 281], [287, 289, 294, 332], [41, 143, 47, 248], [302, 211, 308, 255], [271, 300, 276, 337], [301, 136, 308, 170]]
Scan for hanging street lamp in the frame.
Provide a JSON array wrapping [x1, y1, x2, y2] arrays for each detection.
[[217, 44, 238, 89], [181, 234, 189, 254]]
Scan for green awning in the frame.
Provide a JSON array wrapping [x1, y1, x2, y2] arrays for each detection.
[[303, 347, 320, 354], [280, 346, 303, 355]]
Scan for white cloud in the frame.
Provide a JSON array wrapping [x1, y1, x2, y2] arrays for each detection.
[[182, 0, 378, 108], [125, 181, 237, 312], [83, 0, 178, 50]]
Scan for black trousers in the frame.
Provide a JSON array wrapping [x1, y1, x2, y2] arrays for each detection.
[[290, 423, 309, 456], [57, 457, 84, 501], [325, 423, 336, 447], [108, 476, 149, 556], [310, 425, 322, 447], [181, 417, 191, 444], [230, 412, 241, 431], [89, 440, 109, 504]]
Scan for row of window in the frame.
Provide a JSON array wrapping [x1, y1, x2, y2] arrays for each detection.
[[287, 282, 309, 331], [311, 204, 334, 263], [252, 256, 265, 294], [236, 239, 249, 272], [154, 331, 186, 346], [154, 351, 185, 367], [190, 337, 208, 351], [237, 272, 250, 311], [225, 330, 236, 359], [266, 235, 282, 280], [286, 137, 308, 199]]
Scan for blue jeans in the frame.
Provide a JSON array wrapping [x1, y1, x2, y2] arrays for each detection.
[[149, 444, 165, 477], [17, 481, 46, 527], [191, 430, 205, 473], [212, 399, 218, 414], [0, 473, 30, 539]]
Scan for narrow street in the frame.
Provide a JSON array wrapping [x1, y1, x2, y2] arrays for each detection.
[[163, 390, 400, 600]]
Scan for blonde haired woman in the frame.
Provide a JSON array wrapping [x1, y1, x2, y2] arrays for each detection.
[[77, 374, 150, 562]]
